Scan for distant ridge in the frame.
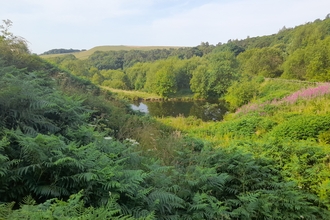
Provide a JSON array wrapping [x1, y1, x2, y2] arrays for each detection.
[[40, 45, 183, 59]]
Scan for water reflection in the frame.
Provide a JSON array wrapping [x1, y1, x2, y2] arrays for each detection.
[[131, 100, 228, 121]]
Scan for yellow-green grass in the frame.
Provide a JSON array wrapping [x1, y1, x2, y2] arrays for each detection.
[[102, 87, 196, 101], [101, 87, 162, 100], [156, 116, 210, 132], [40, 45, 183, 60]]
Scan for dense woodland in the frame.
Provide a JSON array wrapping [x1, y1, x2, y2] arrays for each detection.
[[1, 16, 330, 219], [41, 48, 85, 55]]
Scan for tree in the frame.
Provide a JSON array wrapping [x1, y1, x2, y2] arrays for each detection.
[[190, 51, 238, 99], [101, 69, 129, 89], [0, 19, 33, 68], [154, 67, 177, 97], [125, 62, 150, 90], [0, 19, 29, 54], [190, 63, 211, 98], [144, 59, 179, 97], [225, 77, 259, 110], [237, 46, 284, 78], [282, 36, 330, 81]]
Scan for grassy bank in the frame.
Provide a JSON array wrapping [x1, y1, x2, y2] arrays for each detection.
[[102, 87, 196, 101]]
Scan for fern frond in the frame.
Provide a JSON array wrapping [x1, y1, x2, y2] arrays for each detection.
[[20, 195, 36, 206], [33, 184, 70, 197], [0, 202, 15, 219]]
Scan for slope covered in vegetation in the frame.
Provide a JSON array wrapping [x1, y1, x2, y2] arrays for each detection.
[[1, 18, 330, 219], [45, 16, 330, 100]]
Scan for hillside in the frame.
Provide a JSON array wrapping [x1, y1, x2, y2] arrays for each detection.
[[40, 45, 182, 59], [1, 18, 330, 219], [42, 16, 330, 100]]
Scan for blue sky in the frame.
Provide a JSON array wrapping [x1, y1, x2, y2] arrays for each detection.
[[1, 0, 330, 54]]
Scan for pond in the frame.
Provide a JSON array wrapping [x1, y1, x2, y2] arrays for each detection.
[[130, 100, 228, 121]]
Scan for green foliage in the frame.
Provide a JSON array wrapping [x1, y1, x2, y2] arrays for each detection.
[[0, 20, 47, 71], [143, 58, 193, 97], [225, 77, 259, 110], [0, 66, 89, 136], [60, 59, 92, 79], [125, 62, 150, 90], [318, 129, 330, 144], [270, 115, 330, 141], [190, 51, 238, 99], [0, 191, 154, 220], [178, 147, 328, 219], [40, 17, 330, 101], [154, 66, 177, 97], [202, 114, 276, 139], [283, 31, 330, 81], [101, 69, 129, 89], [237, 46, 284, 77], [257, 79, 307, 102], [41, 48, 82, 55]]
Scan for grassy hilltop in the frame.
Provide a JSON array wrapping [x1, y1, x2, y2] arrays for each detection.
[[40, 45, 182, 59]]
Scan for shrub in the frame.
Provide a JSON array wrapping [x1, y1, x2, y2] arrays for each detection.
[[225, 79, 259, 110], [270, 115, 330, 141], [214, 115, 276, 138]]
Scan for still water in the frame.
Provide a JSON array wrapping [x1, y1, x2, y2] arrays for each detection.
[[131, 100, 228, 121]]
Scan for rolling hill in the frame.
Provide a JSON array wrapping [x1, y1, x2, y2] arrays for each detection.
[[40, 45, 183, 59]]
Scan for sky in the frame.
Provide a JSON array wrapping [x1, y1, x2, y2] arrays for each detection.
[[1, 0, 330, 54]]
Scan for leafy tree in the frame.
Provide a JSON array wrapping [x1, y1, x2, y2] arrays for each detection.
[[174, 57, 201, 91], [213, 41, 245, 56], [189, 63, 209, 98], [237, 46, 284, 77], [125, 62, 150, 90], [225, 77, 259, 110], [144, 59, 179, 97], [305, 37, 330, 81], [196, 41, 215, 55], [190, 51, 238, 99], [41, 48, 82, 55], [154, 68, 177, 97], [283, 36, 330, 81], [0, 20, 47, 71], [0, 19, 29, 55], [60, 59, 92, 79], [281, 48, 307, 80], [101, 69, 129, 89], [91, 72, 104, 85]]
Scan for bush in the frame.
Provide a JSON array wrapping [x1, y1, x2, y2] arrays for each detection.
[[214, 115, 276, 138], [225, 79, 259, 110], [270, 115, 330, 141], [318, 130, 330, 144]]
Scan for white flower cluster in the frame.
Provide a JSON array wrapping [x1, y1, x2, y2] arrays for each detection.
[[104, 137, 113, 140], [125, 138, 139, 146]]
